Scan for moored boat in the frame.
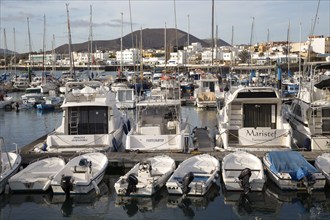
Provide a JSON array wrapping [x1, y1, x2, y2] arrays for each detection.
[[114, 155, 175, 196], [166, 154, 220, 196], [263, 151, 325, 191], [50, 152, 108, 195], [216, 86, 291, 151], [34, 81, 129, 153], [8, 157, 66, 192], [222, 151, 266, 193], [125, 87, 193, 152], [0, 137, 22, 194], [314, 153, 330, 186]]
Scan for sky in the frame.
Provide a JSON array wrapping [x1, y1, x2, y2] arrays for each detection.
[[0, 0, 329, 53]]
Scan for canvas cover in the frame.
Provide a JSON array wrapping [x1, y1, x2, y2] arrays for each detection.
[[268, 151, 318, 181]]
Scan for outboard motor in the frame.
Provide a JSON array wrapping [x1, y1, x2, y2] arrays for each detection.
[[238, 168, 252, 194], [126, 174, 138, 196], [303, 172, 316, 194], [181, 172, 194, 195], [61, 175, 74, 197]]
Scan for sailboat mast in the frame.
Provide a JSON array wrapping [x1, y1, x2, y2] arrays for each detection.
[[164, 22, 167, 73], [120, 12, 123, 74], [187, 14, 190, 72], [230, 25, 234, 91], [287, 21, 291, 76], [42, 14, 46, 84], [66, 3, 73, 78], [128, 0, 135, 71], [88, 5, 93, 76], [140, 27, 143, 76], [13, 28, 17, 77], [3, 29, 7, 73], [27, 17, 32, 83], [267, 28, 271, 75], [52, 34, 56, 76], [211, 0, 214, 66], [173, 0, 178, 69]]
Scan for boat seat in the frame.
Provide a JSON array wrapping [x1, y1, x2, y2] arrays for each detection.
[[167, 121, 177, 130], [71, 165, 88, 173]]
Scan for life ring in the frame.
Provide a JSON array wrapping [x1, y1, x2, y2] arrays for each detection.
[[126, 119, 131, 132]]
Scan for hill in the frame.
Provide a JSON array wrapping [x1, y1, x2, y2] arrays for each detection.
[[54, 28, 230, 54]]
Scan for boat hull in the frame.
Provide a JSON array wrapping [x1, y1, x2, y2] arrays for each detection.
[[166, 154, 220, 196], [0, 153, 22, 194]]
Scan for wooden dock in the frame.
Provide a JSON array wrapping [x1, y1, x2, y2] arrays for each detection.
[[19, 133, 330, 170]]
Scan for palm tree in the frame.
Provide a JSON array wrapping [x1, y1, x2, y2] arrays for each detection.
[[238, 50, 249, 63]]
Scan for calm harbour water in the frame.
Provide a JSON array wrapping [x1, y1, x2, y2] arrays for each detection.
[[1, 94, 330, 219]]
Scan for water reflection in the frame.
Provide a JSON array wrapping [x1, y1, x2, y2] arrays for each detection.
[[167, 183, 220, 218], [115, 187, 168, 217], [223, 189, 280, 219], [265, 181, 330, 219], [54, 182, 110, 217]]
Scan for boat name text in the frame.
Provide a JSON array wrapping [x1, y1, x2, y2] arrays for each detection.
[[246, 130, 276, 138], [146, 139, 165, 142], [72, 136, 88, 142]]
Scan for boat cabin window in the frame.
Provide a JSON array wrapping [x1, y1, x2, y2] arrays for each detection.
[[118, 90, 133, 101], [243, 104, 277, 129], [202, 82, 215, 92], [237, 91, 277, 98], [69, 106, 108, 135], [26, 88, 42, 94]]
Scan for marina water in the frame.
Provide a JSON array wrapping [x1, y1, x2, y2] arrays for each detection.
[[1, 77, 330, 219]]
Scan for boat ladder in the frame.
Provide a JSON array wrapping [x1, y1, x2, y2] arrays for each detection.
[[70, 110, 79, 135]]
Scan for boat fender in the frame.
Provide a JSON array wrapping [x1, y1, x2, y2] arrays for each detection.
[[61, 175, 74, 197], [112, 138, 118, 152], [238, 168, 252, 194], [125, 173, 138, 195], [303, 138, 311, 151], [181, 172, 194, 195], [92, 180, 100, 196], [123, 123, 128, 135], [42, 142, 48, 151], [127, 119, 131, 132]]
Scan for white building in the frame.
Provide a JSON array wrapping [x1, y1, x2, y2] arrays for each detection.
[[116, 48, 141, 65], [309, 36, 330, 54]]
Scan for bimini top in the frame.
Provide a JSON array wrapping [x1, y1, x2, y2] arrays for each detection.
[[267, 151, 318, 181], [61, 81, 116, 108]]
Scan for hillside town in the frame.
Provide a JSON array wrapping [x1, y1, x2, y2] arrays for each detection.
[[1, 34, 329, 70]]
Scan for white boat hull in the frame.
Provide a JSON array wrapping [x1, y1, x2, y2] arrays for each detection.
[[263, 152, 325, 191], [114, 155, 175, 196], [9, 157, 65, 192], [0, 152, 22, 194], [315, 153, 330, 186], [166, 154, 220, 196], [222, 151, 266, 192], [51, 152, 108, 194]]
